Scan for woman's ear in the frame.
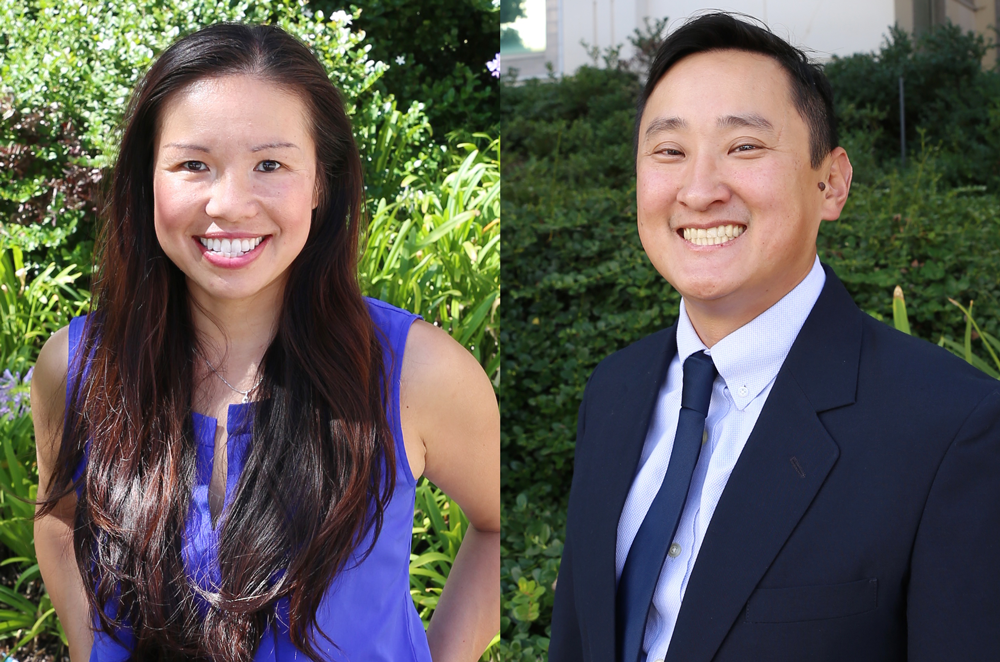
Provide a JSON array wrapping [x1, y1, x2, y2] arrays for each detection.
[[820, 147, 853, 222]]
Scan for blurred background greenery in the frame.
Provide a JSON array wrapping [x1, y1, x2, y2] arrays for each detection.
[[0, 0, 498, 658], [501, 20, 1000, 661]]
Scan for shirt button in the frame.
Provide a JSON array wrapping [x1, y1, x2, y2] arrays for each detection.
[[668, 543, 681, 558], [738, 385, 749, 397]]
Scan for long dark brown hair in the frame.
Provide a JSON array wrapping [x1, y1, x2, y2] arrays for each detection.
[[37, 23, 395, 661]]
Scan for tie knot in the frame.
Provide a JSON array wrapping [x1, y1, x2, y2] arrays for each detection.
[[681, 351, 717, 416]]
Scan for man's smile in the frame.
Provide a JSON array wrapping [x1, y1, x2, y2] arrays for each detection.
[[679, 223, 746, 246]]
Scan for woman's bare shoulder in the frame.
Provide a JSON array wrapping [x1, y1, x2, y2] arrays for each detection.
[[31, 325, 70, 473], [400, 319, 499, 530]]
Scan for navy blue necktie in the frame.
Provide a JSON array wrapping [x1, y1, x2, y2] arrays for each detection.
[[616, 350, 718, 662]]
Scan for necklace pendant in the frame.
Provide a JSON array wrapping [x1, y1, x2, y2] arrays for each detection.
[[242, 392, 251, 404]]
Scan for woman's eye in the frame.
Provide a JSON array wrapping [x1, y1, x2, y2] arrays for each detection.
[[182, 161, 207, 171], [257, 160, 281, 173]]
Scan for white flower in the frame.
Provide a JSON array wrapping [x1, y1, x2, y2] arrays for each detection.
[[487, 53, 500, 78], [329, 10, 352, 25], [395, 55, 406, 66]]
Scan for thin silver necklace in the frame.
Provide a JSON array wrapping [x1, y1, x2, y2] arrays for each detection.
[[201, 356, 262, 404]]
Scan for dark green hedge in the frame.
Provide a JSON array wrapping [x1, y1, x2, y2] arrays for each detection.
[[826, 23, 1000, 190]]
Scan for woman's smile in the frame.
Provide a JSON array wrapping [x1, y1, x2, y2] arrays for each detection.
[[196, 234, 270, 267]]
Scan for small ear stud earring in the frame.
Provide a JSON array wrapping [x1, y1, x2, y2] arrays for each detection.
[[818, 182, 827, 191]]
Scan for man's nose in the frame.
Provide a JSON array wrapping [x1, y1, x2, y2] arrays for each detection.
[[675, 151, 731, 211], [204, 170, 257, 222]]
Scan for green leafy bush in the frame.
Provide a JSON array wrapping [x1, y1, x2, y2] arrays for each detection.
[[826, 23, 1000, 189], [312, 0, 500, 139], [817, 146, 1000, 341], [362, 134, 500, 384]]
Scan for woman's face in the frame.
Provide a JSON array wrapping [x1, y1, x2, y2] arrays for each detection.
[[152, 75, 319, 307]]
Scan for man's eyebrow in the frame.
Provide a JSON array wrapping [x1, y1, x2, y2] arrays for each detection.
[[160, 142, 300, 152], [718, 113, 774, 132], [644, 116, 687, 139]]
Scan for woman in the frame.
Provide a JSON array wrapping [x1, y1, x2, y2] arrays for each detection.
[[29, 23, 499, 662]]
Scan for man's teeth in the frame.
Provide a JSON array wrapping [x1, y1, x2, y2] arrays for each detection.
[[682, 224, 745, 246], [199, 236, 264, 258]]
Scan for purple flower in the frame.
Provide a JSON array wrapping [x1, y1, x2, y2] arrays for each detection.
[[0, 368, 32, 419], [487, 53, 500, 78]]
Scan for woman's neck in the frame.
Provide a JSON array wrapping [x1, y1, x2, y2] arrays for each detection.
[[187, 277, 283, 395]]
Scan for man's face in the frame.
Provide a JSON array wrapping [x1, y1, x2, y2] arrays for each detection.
[[636, 49, 847, 331]]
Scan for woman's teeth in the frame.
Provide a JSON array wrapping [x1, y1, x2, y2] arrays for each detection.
[[199, 236, 263, 258], [682, 224, 745, 246]]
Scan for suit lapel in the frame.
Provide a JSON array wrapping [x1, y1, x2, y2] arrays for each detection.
[[666, 266, 863, 662], [575, 326, 678, 660]]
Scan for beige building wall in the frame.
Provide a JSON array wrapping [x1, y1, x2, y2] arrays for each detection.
[[895, 0, 997, 67]]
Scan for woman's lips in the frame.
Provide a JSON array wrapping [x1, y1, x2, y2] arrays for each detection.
[[196, 235, 270, 268]]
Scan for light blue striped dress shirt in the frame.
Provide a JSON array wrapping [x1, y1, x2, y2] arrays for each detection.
[[614, 256, 826, 662]]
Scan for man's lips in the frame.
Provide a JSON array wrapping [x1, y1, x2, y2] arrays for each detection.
[[678, 223, 745, 246]]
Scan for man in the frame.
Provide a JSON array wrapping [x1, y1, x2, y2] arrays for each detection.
[[549, 13, 1000, 662]]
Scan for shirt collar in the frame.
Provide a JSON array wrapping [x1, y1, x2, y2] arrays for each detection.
[[675, 256, 826, 411]]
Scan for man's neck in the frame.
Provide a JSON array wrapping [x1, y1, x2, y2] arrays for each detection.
[[682, 258, 819, 347]]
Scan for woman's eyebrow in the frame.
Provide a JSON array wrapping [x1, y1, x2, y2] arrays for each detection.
[[160, 141, 301, 152], [250, 141, 300, 152], [163, 142, 210, 153]]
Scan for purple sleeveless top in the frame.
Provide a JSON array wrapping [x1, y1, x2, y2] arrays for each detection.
[[68, 299, 433, 662]]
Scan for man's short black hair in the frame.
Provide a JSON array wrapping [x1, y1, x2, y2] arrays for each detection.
[[635, 13, 837, 169]]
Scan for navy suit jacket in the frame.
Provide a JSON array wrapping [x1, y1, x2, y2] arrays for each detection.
[[549, 265, 1000, 661]]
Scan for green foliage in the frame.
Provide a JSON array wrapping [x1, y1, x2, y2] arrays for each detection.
[[361, 134, 500, 385], [0, 242, 89, 369], [0, 396, 67, 657], [0, 561, 66, 657], [410, 480, 501, 661], [0, 94, 101, 273], [0, 241, 88, 654], [826, 23, 1000, 189], [410, 480, 468, 621], [312, 0, 500, 139], [816, 146, 1000, 342], [495, 491, 563, 662], [892, 288, 1000, 379]]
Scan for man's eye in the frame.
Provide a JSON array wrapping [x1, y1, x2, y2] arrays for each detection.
[[257, 160, 282, 173], [734, 144, 759, 153]]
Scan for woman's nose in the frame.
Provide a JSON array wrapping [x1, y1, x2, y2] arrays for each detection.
[[204, 171, 257, 222]]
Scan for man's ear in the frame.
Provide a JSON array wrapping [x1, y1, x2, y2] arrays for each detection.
[[820, 147, 853, 222]]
